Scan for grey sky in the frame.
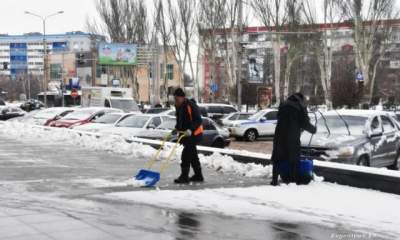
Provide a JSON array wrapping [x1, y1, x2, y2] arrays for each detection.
[[0, 0, 98, 35]]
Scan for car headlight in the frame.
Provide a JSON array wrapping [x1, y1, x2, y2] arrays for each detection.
[[337, 146, 355, 157]]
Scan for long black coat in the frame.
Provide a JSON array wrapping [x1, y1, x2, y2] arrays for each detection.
[[271, 94, 316, 184]]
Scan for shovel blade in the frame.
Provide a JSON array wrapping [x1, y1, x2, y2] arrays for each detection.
[[135, 169, 160, 187]]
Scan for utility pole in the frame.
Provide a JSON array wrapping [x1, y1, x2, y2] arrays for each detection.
[[25, 10, 64, 107], [236, 0, 243, 111]]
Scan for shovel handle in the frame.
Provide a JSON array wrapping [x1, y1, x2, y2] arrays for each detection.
[[145, 132, 172, 169], [159, 134, 186, 173]]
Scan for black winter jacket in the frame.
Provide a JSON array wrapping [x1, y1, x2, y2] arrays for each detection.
[[175, 99, 203, 136]]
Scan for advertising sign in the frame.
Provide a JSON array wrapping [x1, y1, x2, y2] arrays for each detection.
[[98, 42, 137, 65]]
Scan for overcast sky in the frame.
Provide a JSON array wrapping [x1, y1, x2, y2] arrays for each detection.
[[1, 0, 400, 36], [0, 0, 98, 35]]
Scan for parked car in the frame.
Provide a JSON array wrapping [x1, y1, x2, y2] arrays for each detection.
[[0, 106, 26, 121], [49, 107, 122, 128], [20, 99, 44, 112], [72, 112, 133, 133], [228, 109, 278, 141], [301, 110, 400, 169], [218, 112, 253, 127], [143, 107, 171, 114], [98, 114, 172, 139], [23, 107, 74, 126], [140, 117, 231, 148], [198, 103, 237, 120]]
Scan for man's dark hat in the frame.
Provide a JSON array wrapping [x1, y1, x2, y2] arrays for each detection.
[[173, 88, 185, 97]]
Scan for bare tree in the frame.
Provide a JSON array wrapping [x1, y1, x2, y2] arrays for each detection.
[[86, 0, 149, 100], [198, 0, 228, 102], [153, 0, 172, 102], [87, 0, 149, 44], [340, 0, 398, 103], [165, 0, 198, 99], [301, 0, 345, 108], [251, 0, 287, 104]]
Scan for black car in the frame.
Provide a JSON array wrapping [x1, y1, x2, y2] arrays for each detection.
[[139, 117, 230, 148], [0, 106, 26, 121], [20, 99, 44, 112]]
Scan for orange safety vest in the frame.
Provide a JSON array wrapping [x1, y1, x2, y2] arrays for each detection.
[[187, 104, 204, 136]]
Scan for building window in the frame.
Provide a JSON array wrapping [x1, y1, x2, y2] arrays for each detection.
[[167, 64, 173, 80], [50, 64, 62, 80]]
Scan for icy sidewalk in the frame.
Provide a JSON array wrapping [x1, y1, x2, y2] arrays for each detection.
[[108, 182, 400, 239]]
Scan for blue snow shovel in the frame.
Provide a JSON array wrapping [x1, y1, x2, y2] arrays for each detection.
[[134, 132, 187, 187]]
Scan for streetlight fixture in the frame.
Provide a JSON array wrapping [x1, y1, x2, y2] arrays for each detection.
[[24, 10, 64, 107]]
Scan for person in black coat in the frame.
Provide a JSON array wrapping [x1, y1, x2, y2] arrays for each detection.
[[173, 88, 204, 184], [270, 93, 316, 186]]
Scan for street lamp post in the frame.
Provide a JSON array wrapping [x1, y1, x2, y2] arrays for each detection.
[[24, 10, 64, 107]]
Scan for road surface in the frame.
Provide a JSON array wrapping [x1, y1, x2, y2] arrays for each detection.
[[0, 131, 384, 240]]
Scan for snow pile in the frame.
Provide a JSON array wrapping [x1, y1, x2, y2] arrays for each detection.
[[0, 122, 272, 181], [200, 153, 272, 178], [72, 178, 148, 188], [0, 121, 155, 159], [110, 182, 400, 238]]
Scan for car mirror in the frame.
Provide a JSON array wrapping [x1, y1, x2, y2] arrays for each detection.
[[260, 117, 267, 122], [369, 129, 383, 138]]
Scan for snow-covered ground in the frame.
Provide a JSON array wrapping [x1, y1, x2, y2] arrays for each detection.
[[109, 182, 400, 239], [3, 121, 400, 239]]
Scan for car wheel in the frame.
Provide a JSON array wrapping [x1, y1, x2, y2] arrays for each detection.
[[388, 151, 400, 170], [357, 155, 370, 167], [245, 129, 257, 142], [212, 139, 225, 148]]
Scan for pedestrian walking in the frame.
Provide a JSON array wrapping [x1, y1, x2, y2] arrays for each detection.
[[172, 88, 204, 184], [271, 93, 316, 186]]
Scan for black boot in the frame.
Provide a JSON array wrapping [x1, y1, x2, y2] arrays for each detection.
[[174, 176, 190, 184], [189, 174, 204, 182], [174, 165, 190, 184], [190, 167, 204, 182]]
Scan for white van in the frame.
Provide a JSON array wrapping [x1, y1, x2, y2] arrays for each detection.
[[81, 87, 139, 113]]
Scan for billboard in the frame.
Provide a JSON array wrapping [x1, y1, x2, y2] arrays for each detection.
[[98, 42, 137, 65]]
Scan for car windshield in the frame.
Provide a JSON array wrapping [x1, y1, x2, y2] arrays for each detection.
[[146, 108, 168, 114], [62, 109, 96, 120], [316, 115, 367, 135], [227, 113, 238, 120], [93, 114, 121, 124], [249, 111, 266, 120], [238, 114, 251, 120], [34, 109, 66, 119], [116, 115, 150, 128], [156, 120, 175, 130], [110, 99, 139, 112]]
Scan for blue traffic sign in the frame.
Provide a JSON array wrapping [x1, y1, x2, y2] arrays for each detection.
[[356, 72, 364, 81], [210, 83, 218, 93]]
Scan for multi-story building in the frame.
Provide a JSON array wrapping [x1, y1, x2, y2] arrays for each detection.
[[0, 31, 103, 77], [0, 32, 184, 105], [199, 19, 400, 106]]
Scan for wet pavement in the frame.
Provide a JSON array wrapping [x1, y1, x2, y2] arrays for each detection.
[[0, 132, 388, 240]]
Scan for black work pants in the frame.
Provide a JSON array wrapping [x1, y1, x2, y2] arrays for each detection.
[[180, 134, 202, 177]]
